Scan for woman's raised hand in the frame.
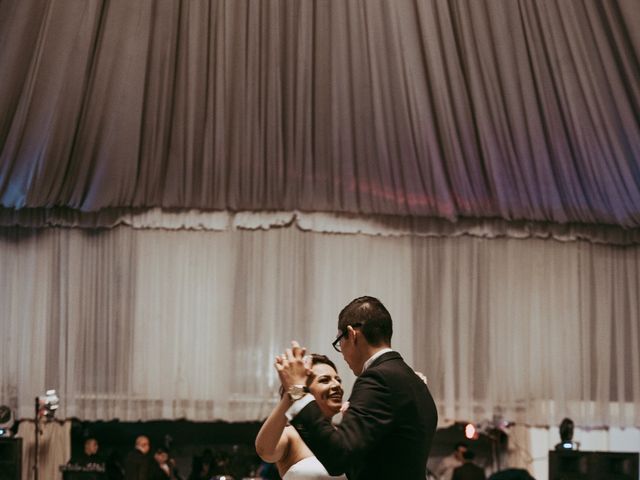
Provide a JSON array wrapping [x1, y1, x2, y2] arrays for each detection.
[[275, 340, 310, 389]]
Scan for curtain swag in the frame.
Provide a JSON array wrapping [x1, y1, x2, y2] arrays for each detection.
[[0, 207, 639, 245]]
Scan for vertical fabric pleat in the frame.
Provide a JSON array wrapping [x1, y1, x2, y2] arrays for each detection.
[[0, 0, 638, 226], [1, 225, 639, 426]]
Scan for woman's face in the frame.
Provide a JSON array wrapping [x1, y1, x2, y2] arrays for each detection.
[[308, 362, 343, 418]]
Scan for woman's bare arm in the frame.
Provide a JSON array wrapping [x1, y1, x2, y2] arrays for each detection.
[[255, 395, 293, 463]]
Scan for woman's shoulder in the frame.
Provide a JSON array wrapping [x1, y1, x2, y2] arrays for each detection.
[[277, 426, 314, 474]]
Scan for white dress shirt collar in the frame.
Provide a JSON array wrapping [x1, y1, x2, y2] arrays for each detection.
[[362, 347, 393, 372]]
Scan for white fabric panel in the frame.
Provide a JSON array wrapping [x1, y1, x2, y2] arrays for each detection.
[[17, 420, 71, 480], [1, 225, 639, 426], [414, 237, 640, 428]]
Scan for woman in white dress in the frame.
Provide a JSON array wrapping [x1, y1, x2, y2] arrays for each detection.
[[255, 354, 347, 480]]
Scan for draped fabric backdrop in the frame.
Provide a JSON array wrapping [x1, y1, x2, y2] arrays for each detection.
[[16, 421, 71, 480], [1, 0, 640, 452], [1, 0, 639, 226], [1, 222, 639, 428]]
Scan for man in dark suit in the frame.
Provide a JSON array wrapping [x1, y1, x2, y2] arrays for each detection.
[[452, 451, 486, 480], [277, 296, 438, 480], [124, 435, 152, 480]]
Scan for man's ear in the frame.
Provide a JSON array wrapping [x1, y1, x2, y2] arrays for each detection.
[[347, 325, 357, 344]]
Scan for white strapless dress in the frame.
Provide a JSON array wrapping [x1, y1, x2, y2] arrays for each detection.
[[282, 456, 347, 480]]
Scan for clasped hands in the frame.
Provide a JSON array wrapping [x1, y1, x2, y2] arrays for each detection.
[[275, 340, 310, 391]]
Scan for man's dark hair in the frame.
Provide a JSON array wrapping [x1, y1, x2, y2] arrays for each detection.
[[338, 296, 392, 346], [462, 450, 476, 461], [454, 442, 468, 450]]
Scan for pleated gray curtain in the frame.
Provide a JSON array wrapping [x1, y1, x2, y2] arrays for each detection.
[[2, 225, 639, 426], [1, 0, 639, 226]]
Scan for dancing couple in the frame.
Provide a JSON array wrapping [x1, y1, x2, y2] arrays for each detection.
[[256, 296, 438, 480]]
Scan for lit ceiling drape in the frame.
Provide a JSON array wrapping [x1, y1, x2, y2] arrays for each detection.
[[1, 0, 638, 226]]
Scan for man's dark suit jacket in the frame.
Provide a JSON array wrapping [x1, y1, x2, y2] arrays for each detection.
[[124, 450, 151, 480], [452, 462, 487, 480], [290, 351, 438, 480]]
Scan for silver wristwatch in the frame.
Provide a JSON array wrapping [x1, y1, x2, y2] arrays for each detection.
[[287, 385, 309, 401]]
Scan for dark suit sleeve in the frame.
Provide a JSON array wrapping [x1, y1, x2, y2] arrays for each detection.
[[124, 452, 149, 480], [291, 369, 394, 475]]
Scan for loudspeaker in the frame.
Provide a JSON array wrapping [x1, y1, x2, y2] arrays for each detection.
[[549, 450, 639, 480], [0, 437, 22, 480], [592, 452, 639, 479]]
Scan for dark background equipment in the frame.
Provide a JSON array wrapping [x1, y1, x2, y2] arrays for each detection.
[[549, 450, 639, 480], [0, 437, 22, 480]]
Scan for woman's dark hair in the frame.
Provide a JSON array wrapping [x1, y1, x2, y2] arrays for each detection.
[[305, 354, 338, 387], [278, 353, 338, 397]]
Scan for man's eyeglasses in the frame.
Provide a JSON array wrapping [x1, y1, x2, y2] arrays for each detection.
[[332, 323, 362, 352]]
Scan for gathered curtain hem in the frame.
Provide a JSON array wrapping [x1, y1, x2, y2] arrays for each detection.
[[1, 207, 639, 245]]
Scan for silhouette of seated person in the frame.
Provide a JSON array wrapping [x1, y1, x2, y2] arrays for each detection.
[[105, 450, 126, 480], [188, 448, 215, 480], [488, 469, 535, 480], [150, 447, 172, 480], [125, 435, 153, 480], [452, 450, 486, 480], [435, 442, 468, 480], [70, 437, 105, 469], [211, 450, 234, 477], [66, 437, 106, 479]]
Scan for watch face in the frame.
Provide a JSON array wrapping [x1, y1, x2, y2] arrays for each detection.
[[288, 385, 305, 400]]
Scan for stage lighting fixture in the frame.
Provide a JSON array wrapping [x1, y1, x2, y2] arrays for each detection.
[[464, 422, 478, 440], [36, 389, 59, 420], [555, 417, 580, 450], [33, 390, 60, 480]]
